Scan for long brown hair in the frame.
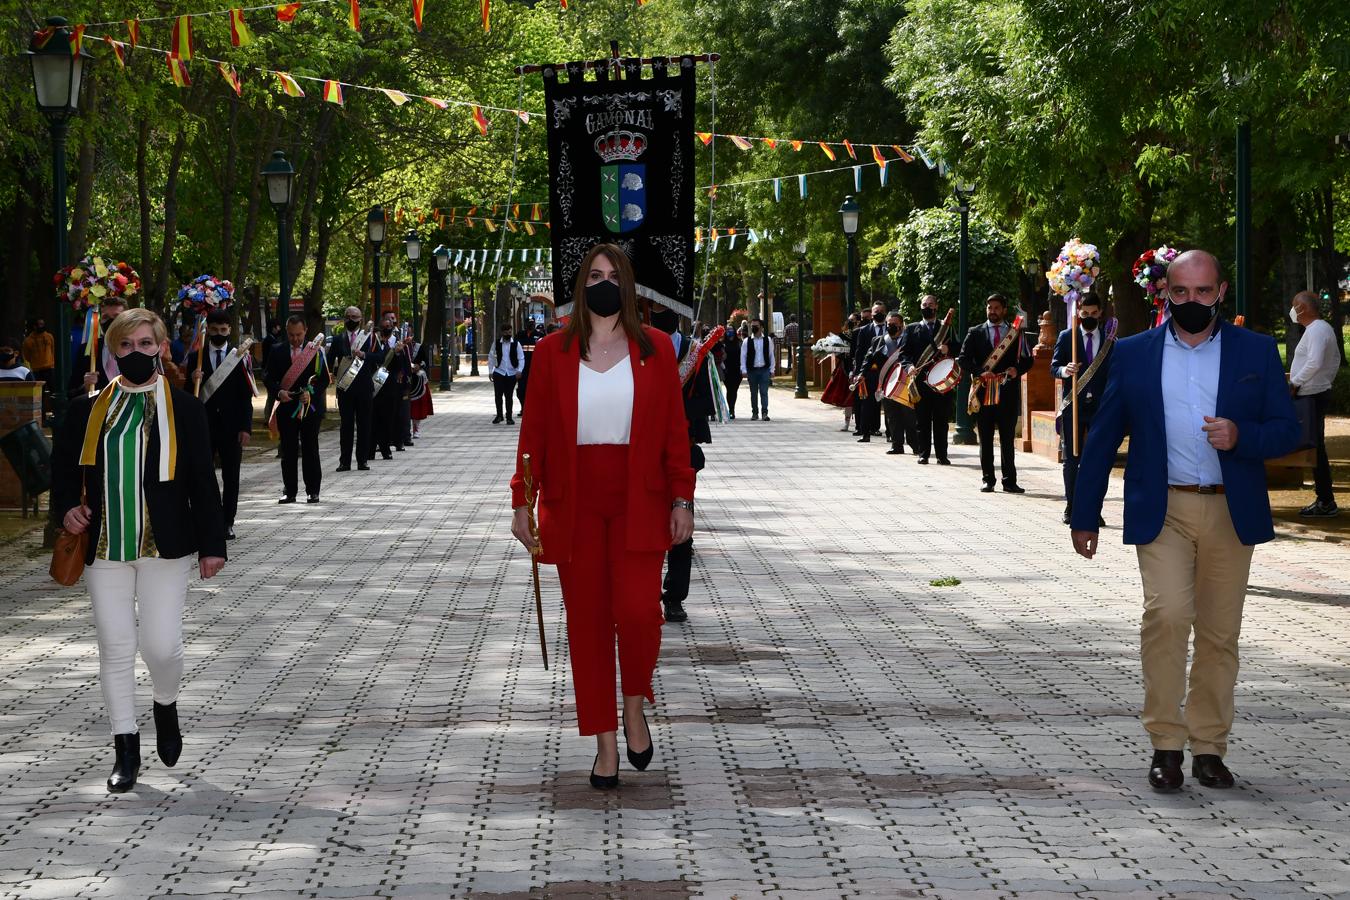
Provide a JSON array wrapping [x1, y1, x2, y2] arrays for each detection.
[[560, 243, 654, 361]]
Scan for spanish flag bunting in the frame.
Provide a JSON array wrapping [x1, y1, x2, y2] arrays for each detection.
[[423, 96, 448, 109], [464, 217, 474, 228], [842, 139, 857, 159], [707, 185, 718, 198], [70, 25, 86, 57], [637, 0, 649, 5], [492, 204, 499, 215], [764, 139, 777, 149], [170, 15, 193, 59], [125, 19, 142, 48], [531, 203, 541, 220], [277, 71, 305, 97], [891, 144, 914, 163], [506, 219, 518, 233], [276, 3, 301, 22], [448, 210, 457, 223], [473, 106, 489, 135], [347, 0, 360, 30], [871, 144, 887, 169], [560, 0, 567, 7], [31, 26, 57, 50], [729, 135, 753, 151], [710, 228, 718, 242], [516, 110, 530, 124], [694, 227, 702, 243], [382, 88, 410, 106], [228, 9, 254, 46], [512, 204, 520, 217], [467, 206, 477, 215], [412, 0, 424, 31], [484, 218, 497, 233], [481, 0, 490, 31], [790, 140, 802, 151], [818, 142, 836, 161], [523, 222, 535, 235], [323, 79, 344, 105], [696, 132, 713, 145], [103, 36, 127, 68], [167, 56, 191, 87], [217, 62, 242, 96]]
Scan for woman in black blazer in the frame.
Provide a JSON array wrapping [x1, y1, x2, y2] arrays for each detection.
[[52, 308, 227, 794]]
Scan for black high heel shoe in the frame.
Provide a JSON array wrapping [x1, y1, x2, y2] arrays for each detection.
[[624, 711, 654, 771], [153, 701, 182, 767], [589, 754, 619, 790], [108, 733, 140, 793]]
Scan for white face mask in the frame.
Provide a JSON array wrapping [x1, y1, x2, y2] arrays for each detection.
[[1288, 307, 1300, 325]]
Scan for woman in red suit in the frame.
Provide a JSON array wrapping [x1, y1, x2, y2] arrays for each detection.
[[511, 244, 695, 789]]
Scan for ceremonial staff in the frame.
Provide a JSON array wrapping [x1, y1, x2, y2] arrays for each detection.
[[1071, 314, 1080, 457], [522, 454, 549, 669]]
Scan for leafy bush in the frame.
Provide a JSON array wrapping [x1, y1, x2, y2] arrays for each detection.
[[888, 208, 1021, 325]]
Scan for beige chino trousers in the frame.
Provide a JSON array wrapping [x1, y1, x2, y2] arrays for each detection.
[[1135, 490, 1253, 757]]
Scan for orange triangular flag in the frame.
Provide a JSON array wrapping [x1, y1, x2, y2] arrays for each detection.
[[892, 144, 915, 163], [790, 140, 802, 151], [347, 0, 359, 30], [481, 0, 490, 31], [103, 36, 127, 68], [871, 145, 887, 169], [819, 142, 836, 161], [473, 106, 489, 135], [764, 139, 777, 149], [411, 0, 424, 30], [276, 3, 301, 22], [842, 139, 857, 159], [696, 132, 713, 145]]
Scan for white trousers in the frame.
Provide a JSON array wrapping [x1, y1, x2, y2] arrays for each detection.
[[85, 556, 192, 735]]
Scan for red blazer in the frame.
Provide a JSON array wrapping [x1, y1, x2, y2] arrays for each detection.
[[511, 326, 696, 565]]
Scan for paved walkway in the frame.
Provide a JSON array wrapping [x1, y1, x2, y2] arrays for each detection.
[[2, 378, 1348, 899]]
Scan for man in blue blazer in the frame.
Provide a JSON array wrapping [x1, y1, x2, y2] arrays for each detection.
[[1070, 250, 1299, 794], [1051, 292, 1113, 524]]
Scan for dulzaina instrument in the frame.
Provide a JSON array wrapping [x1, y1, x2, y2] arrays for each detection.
[[967, 314, 1025, 416], [521, 454, 549, 670]]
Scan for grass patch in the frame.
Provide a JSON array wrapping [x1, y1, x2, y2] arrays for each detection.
[[929, 576, 962, 587]]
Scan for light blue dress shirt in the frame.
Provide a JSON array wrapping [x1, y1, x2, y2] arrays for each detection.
[[1161, 325, 1223, 485]]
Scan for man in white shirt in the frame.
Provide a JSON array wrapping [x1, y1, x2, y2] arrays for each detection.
[[1288, 290, 1342, 517], [740, 318, 775, 421], [488, 323, 523, 425]]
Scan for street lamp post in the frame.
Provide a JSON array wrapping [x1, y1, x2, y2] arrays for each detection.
[[434, 245, 451, 390], [468, 283, 480, 376], [794, 239, 809, 399], [952, 183, 976, 445], [28, 16, 91, 432], [367, 205, 386, 323], [261, 151, 296, 328], [404, 229, 422, 337], [839, 194, 860, 319]]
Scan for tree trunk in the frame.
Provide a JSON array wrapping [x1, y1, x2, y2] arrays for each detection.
[[232, 115, 278, 299], [1, 158, 39, 342], [221, 94, 240, 280], [151, 126, 190, 312], [1315, 187, 1345, 362], [137, 117, 153, 284], [67, 75, 99, 262], [307, 213, 333, 333]]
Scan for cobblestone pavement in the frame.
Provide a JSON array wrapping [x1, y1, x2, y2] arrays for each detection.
[[2, 378, 1348, 899]]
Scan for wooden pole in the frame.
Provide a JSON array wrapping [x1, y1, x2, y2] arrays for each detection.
[[1070, 313, 1080, 458], [193, 319, 206, 397], [522, 454, 549, 670], [87, 315, 99, 397]]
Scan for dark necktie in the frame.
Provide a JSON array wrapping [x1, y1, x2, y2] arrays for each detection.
[[1084, 332, 1094, 365], [993, 325, 1002, 346]]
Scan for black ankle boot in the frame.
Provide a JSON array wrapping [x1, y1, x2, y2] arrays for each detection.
[[153, 701, 182, 767], [108, 733, 140, 793]]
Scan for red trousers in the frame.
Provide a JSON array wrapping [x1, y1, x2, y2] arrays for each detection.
[[556, 444, 665, 736]]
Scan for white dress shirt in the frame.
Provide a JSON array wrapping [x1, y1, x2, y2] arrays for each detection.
[[1161, 325, 1223, 486], [1290, 318, 1341, 396], [740, 335, 775, 373], [576, 358, 633, 445], [489, 339, 523, 377]]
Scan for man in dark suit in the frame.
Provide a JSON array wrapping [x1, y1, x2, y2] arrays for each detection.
[[900, 294, 961, 464], [370, 311, 409, 458], [1071, 250, 1299, 793], [861, 311, 905, 449], [850, 302, 888, 439], [326, 306, 376, 471], [186, 310, 255, 539], [68, 298, 127, 397], [958, 293, 1032, 492], [1050, 291, 1112, 524], [265, 315, 329, 503]]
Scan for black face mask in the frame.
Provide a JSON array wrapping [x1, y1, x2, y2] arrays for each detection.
[[887, 324, 901, 336], [118, 350, 158, 385], [1168, 299, 1219, 334], [921, 307, 937, 321], [1080, 316, 1098, 332], [346, 319, 362, 332], [208, 333, 229, 347], [872, 313, 885, 324], [0, 353, 15, 367], [381, 325, 394, 336], [651, 308, 679, 335], [751, 326, 761, 336], [34, 325, 45, 332], [585, 280, 622, 318], [102, 317, 118, 331]]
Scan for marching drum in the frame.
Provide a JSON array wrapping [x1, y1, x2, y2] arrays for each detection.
[[371, 365, 390, 393], [882, 364, 908, 401], [336, 356, 364, 391], [408, 369, 429, 401], [925, 357, 961, 394]]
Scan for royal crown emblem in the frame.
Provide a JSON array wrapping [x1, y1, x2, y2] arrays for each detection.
[[594, 130, 648, 163]]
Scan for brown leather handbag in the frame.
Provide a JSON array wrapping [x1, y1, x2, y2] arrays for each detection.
[[50, 475, 88, 587]]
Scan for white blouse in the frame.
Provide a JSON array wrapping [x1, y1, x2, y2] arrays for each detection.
[[576, 357, 633, 445]]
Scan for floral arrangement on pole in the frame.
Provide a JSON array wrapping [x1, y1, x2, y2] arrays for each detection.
[[1132, 244, 1179, 326], [178, 274, 235, 397], [1046, 238, 1101, 315], [54, 255, 142, 311]]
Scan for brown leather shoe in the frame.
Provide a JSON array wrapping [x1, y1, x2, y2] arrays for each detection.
[[1192, 754, 1235, 789], [1148, 749, 1184, 792]]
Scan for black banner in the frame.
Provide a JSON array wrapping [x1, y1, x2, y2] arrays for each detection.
[[543, 56, 696, 317]]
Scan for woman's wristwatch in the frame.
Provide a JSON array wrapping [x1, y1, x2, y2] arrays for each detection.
[[671, 498, 694, 512]]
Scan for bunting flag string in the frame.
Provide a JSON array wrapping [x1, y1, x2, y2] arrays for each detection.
[[170, 14, 193, 59], [83, 0, 334, 28]]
